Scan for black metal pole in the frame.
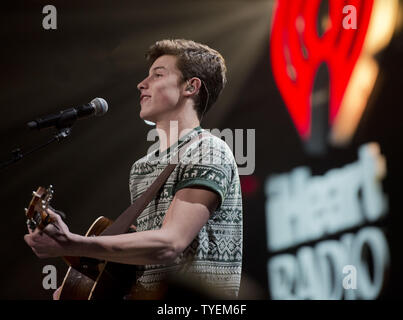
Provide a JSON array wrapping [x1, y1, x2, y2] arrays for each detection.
[[0, 127, 72, 170]]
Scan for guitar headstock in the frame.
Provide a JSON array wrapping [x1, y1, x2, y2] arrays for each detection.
[[25, 185, 54, 231]]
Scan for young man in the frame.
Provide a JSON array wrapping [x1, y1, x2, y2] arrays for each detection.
[[24, 39, 243, 299]]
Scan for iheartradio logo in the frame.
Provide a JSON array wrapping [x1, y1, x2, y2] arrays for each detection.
[[270, 0, 399, 154]]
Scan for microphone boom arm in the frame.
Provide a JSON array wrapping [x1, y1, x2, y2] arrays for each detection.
[[0, 126, 72, 170], [1, 97, 107, 170]]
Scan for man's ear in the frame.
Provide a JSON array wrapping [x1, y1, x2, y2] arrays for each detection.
[[184, 77, 202, 97]]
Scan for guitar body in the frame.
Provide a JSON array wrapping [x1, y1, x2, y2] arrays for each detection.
[[58, 216, 138, 300]]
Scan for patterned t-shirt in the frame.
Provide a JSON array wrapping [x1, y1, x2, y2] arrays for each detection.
[[129, 126, 243, 298]]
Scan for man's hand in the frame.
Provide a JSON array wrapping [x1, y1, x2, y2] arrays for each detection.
[[24, 209, 76, 258], [22, 186, 220, 266]]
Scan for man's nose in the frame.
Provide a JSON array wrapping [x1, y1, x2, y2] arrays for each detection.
[[137, 78, 148, 91]]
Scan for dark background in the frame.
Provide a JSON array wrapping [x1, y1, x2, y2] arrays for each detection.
[[0, 0, 402, 299]]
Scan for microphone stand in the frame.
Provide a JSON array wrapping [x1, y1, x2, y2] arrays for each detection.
[[0, 127, 72, 170]]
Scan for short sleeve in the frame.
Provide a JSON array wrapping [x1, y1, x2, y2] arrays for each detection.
[[173, 136, 235, 209]]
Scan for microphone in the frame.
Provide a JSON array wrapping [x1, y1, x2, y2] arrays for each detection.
[[27, 98, 108, 130]]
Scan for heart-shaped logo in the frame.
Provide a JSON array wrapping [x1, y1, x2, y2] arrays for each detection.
[[270, 0, 374, 141]]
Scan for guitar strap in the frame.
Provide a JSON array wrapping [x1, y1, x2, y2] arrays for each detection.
[[99, 130, 210, 236]]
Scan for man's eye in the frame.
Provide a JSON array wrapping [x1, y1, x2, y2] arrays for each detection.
[[155, 74, 163, 77]]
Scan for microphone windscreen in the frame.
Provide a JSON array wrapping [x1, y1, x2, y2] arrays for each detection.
[[91, 98, 108, 116]]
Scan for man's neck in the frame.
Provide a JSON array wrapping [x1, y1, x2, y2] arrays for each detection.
[[155, 118, 200, 153]]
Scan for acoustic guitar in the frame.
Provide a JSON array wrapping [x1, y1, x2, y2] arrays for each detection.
[[25, 185, 139, 300], [24, 134, 206, 299]]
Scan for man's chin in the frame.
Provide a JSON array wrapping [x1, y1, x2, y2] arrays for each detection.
[[140, 111, 157, 125]]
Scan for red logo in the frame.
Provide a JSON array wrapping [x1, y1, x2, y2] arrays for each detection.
[[270, 0, 374, 141]]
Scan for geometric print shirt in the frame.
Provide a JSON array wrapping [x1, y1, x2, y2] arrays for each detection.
[[129, 126, 243, 298]]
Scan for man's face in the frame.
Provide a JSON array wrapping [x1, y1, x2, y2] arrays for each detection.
[[137, 55, 185, 123]]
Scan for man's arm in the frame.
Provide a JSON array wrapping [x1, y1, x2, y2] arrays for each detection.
[[80, 186, 219, 264], [25, 186, 220, 265]]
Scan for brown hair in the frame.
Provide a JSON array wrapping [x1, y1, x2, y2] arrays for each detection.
[[145, 39, 227, 120]]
